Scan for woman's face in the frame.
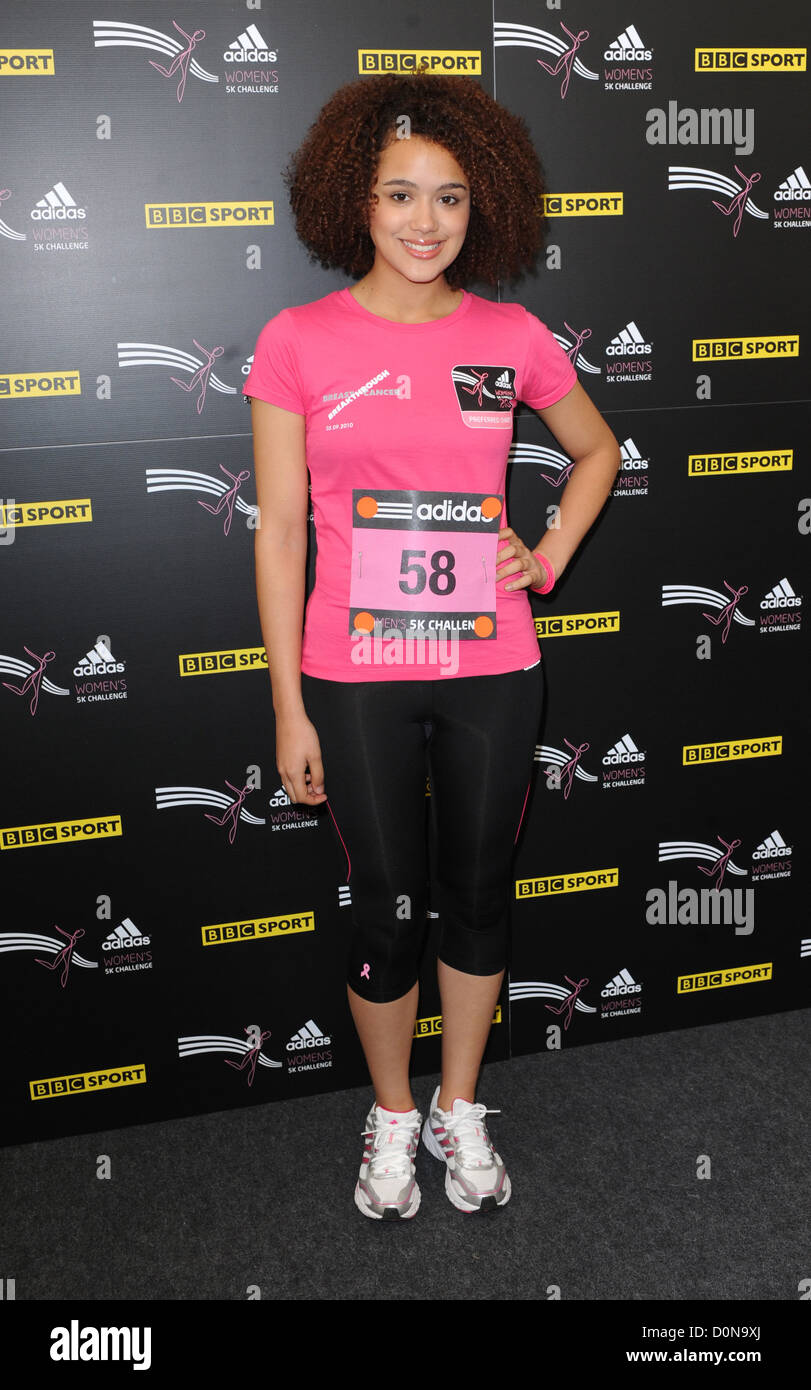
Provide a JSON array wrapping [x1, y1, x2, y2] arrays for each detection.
[[365, 134, 470, 284]]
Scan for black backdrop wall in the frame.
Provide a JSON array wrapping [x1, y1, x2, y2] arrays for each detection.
[[2, 0, 808, 1146]]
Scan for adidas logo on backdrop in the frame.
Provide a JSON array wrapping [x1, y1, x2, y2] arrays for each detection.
[[287, 1019, 331, 1050], [775, 166, 810, 201], [102, 918, 151, 951], [601, 968, 642, 997], [223, 25, 277, 62], [752, 829, 791, 860], [606, 321, 652, 355], [761, 578, 800, 608], [31, 182, 86, 221], [603, 733, 644, 765], [74, 638, 125, 677], [604, 25, 652, 61]]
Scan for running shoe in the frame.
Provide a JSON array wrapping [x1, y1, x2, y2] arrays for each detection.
[[421, 1086, 511, 1213], [354, 1102, 423, 1220]]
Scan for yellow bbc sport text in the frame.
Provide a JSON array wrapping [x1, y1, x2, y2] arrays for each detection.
[[695, 48, 806, 71], [1, 815, 123, 850], [688, 451, 793, 476], [542, 193, 624, 217], [0, 49, 55, 75], [677, 963, 773, 994], [145, 202, 274, 229], [179, 646, 267, 676], [30, 1064, 147, 1101], [683, 736, 781, 765], [516, 868, 619, 899], [0, 499, 93, 527], [201, 912, 316, 946], [0, 372, 81, 398], [358, 49, 482, 74], [535, 610, 620, 639], [692, 336, 799, 361], [415, 1006, 501, 1039]]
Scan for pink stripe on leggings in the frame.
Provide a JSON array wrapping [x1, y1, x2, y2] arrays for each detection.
[[513, 778, 531, 846], [326, 798, 352, 882]]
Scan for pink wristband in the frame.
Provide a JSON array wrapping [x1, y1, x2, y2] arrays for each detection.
[[530, 551, 555, 594]]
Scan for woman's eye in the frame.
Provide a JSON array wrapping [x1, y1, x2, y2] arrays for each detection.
[[388, 192, 461, 204]]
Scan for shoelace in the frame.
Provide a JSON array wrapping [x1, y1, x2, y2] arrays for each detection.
[[441, 1104, 501, 1168], [362, 1113, 420, 1179]]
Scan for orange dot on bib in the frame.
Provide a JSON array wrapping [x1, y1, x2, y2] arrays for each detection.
[[481, 496, 502, 520], [474, 615, 494, 638], [354, 611, 376, 632], [356, 495, 378, 518]]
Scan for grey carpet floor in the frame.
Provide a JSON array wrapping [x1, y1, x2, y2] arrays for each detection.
[[3, 1009, 809, 1302]]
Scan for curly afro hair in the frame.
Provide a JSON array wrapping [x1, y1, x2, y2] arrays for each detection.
[[283, 72, 547, 288]]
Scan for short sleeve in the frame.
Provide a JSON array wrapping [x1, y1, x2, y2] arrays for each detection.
[[242, 309, 306, 415], [519, 309, 578, 410]]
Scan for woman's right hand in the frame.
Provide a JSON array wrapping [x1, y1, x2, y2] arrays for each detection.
[[275, 710, 327, 805]]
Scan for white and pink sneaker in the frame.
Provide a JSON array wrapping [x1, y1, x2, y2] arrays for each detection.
[[422, 1087, 511, 1213], [354, 1102, 423, 1221]]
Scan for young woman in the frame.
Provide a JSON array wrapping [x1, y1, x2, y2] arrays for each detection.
[[244, 73, 620, 1220]]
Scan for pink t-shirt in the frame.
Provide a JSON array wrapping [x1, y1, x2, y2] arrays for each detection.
[[243, 288, 576, 681]]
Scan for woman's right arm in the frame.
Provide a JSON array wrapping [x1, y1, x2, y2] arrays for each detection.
[[251, 397, 327, 806]]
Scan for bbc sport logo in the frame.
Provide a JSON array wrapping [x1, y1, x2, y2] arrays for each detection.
[[692, 334, 799, 361], [695, 48, 806, 72], [0, 48, 55, 76]]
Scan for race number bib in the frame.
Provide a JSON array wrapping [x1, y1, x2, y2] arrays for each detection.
[[349, 488, 503, 640]]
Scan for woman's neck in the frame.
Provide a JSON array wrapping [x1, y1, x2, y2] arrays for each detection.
[[349, 269, 463, 324]]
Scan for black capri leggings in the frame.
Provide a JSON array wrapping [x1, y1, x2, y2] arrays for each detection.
[[301, 664, 543, 1003]]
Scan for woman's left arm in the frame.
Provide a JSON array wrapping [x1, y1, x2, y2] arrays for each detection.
[[498, 381, 622, 592]]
